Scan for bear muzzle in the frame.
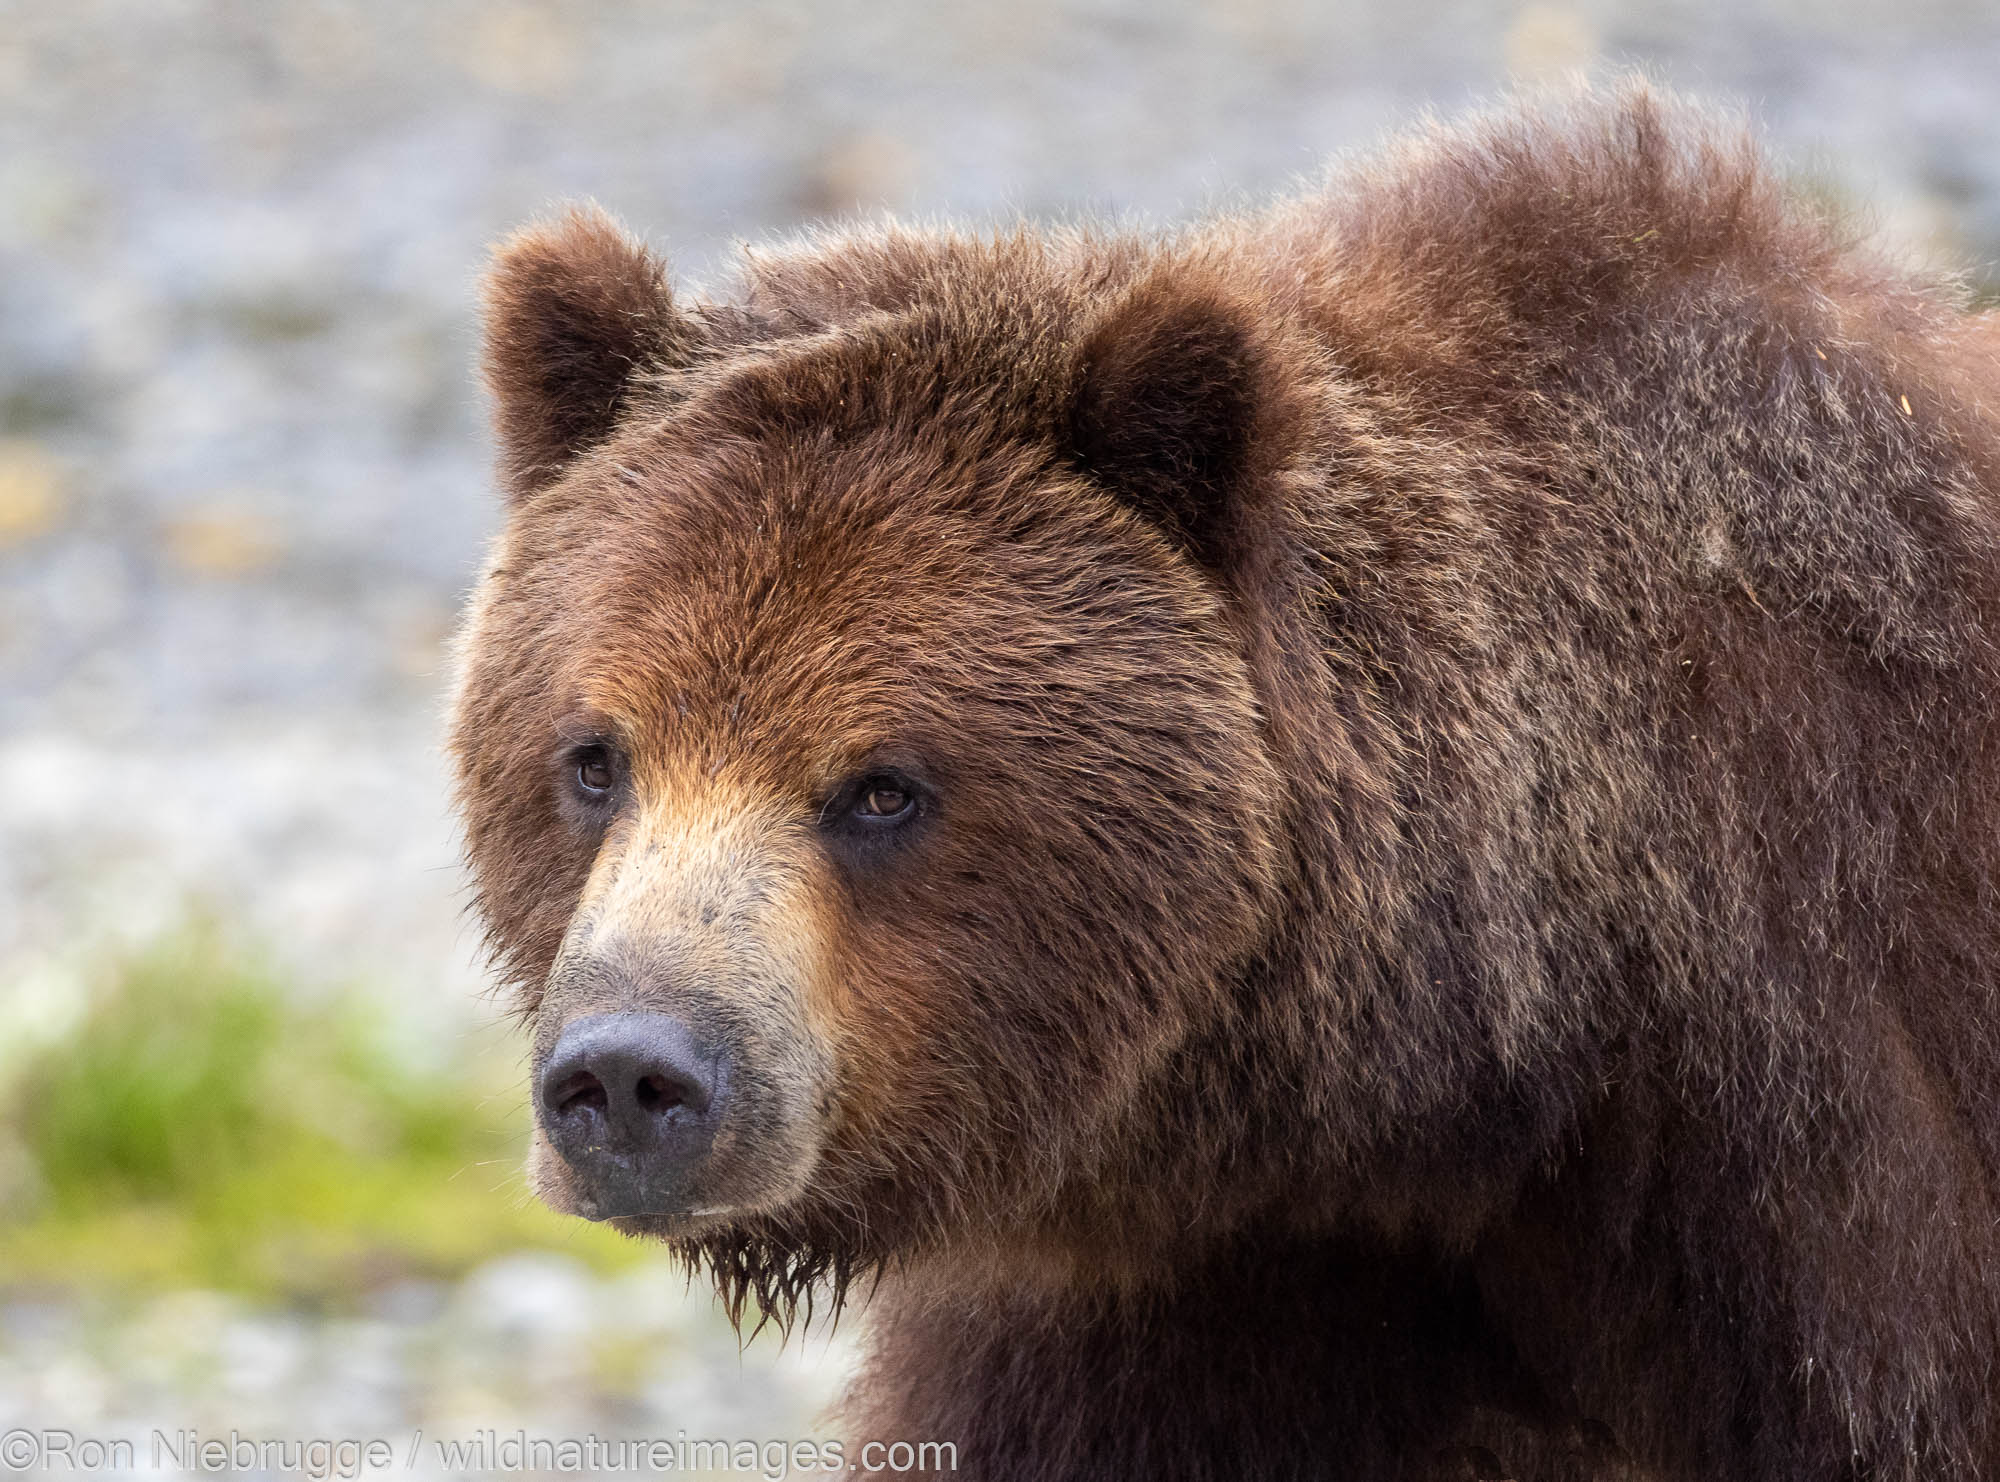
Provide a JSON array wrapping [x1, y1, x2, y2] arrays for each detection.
[[525, 799, 838, 1226], [536, 1009, 732, 1220]]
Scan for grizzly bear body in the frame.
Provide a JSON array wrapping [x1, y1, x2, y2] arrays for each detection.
[[451, 87, 2000, 1481]]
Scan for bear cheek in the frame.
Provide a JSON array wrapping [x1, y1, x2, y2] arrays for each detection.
[[801, 908, 953, 1154], [448, 569, 606, 1006]]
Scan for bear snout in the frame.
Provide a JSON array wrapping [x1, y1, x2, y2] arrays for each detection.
[[535, 1010, 729, 1220]]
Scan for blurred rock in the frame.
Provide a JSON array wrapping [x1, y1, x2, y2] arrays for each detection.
[[1505, 4, 1599, 80], [453, 4, 583, 97], [162, 502, 286, 578], [795, 129, 920, 218], [0, 440, 66, 545], [452, 1252, 599, 1344]]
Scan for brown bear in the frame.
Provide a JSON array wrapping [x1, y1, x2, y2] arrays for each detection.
[[448, 83, 2000, 1481]]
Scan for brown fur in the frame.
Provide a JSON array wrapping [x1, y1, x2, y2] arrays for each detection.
[[450, 84, 2000, 1480]]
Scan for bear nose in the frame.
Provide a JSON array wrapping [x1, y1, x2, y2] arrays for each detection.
[[536, 1011, 723, 1219]]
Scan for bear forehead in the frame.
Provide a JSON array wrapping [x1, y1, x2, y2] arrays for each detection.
[[511, 426, 1218, 776]]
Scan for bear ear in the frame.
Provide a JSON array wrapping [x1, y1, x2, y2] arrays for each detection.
[[1067, 272, 1294, 568], [480, 205, 701, 499]]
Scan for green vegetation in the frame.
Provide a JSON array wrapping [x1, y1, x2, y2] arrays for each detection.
[[0, 929, 644, 1301]]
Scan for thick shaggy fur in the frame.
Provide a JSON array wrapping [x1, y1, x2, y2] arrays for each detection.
[[452, 85, 2000, 1481]]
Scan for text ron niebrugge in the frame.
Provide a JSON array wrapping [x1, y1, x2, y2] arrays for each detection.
[[1, 1428, 960, 1477]]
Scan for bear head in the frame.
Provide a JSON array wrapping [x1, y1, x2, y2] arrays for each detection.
[[450, 207, 1314, 1317]]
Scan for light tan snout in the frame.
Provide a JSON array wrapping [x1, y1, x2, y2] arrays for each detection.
[[526, 791, 839, 1227]]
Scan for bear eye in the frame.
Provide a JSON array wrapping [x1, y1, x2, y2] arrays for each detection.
[[856, 778, 914, 820], [825, 770, 923, 835], [573, 745, 615, 797]]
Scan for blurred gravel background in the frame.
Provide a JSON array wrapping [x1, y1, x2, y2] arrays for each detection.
[[0, 1256, 854, 1478], [3, 0, 1999, 1470]]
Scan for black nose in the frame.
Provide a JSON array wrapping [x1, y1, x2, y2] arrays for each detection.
[[537, 1011, 723, 1219]]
